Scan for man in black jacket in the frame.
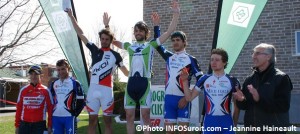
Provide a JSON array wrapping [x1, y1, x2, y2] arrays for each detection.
[[233, 43, 293, 134]]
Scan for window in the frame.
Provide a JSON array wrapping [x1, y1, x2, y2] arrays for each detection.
[[295, 31, 300, 55]]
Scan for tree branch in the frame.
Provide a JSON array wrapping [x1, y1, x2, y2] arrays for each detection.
[[0, 6, 44, 56], [0, 47, 58, 69]]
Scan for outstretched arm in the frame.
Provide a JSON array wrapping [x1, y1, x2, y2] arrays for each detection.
[[66, 8, 88, 44], [152, 12, 173, 60], [112, 40, 123, 49], [103, 12, 111, 29], [152, 12, 160, 27], [158, 0, 180, 44], [152, 12, 161, 39], [103, 12, 123, 49]]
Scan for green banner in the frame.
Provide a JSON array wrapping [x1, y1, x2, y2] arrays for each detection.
[[38, 0, 89, 92], [217, 0, 268, 73]]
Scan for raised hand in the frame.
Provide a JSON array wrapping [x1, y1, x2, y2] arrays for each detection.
[[151, 12, 160, 26], [66, 8, 73, 17], [171, 0, 180, 14], [103, 12, 111, 27]]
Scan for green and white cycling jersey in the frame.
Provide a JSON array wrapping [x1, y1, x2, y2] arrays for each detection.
[[122, 38, 161, 78]]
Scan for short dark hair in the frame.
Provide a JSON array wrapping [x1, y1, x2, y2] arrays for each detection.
[[134, 21, 150, 39], [171, 31, 187, 42], [56, 59, 70, 69], [98, 29, 114, 42], [211, 48, 228, 69]]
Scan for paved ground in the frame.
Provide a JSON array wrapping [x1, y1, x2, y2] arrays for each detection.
[[0, 106, 16, 117], [0, 111, 15, 117]]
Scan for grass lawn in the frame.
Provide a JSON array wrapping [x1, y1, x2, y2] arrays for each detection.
[[1, 112, 299, 134]]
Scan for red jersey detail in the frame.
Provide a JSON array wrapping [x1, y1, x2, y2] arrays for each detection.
[[99, 74, 112, 88], [101, 48, 111, 51], [66, 93, 74, 110], [86, 106, 95, 112], [205, 96, 211, 114], [103, 102, 114, 114], [15, 84, 53, 128], [223, 96, 230, 113]]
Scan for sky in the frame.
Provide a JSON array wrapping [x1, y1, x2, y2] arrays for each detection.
[[73, 0, 143, 43]]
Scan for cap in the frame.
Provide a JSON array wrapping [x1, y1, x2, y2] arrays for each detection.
[[28, 65, 43, 75]]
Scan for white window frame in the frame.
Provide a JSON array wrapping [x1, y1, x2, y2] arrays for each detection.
[[295, 31, 300, 56]]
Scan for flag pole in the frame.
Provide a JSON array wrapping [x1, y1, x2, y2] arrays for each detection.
[[208, 0, 223, 74], [201, 1, 223, 134], [70, 0, 99, 133], [70, 0, 90, 85]]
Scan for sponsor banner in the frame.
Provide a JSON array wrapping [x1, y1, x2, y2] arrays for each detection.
[[38, 0, 89, 92], [217, 0, 268, 73]]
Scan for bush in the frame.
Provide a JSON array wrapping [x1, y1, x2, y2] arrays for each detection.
[[113, 81, 126, 92], [113, 90, 125, 115]]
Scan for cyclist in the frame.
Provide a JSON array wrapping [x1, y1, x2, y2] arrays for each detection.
[[67, 9, 129, 134], [106, 1, 180, 133], [50, 59, 85, 134], [181, 48, 240, 134]]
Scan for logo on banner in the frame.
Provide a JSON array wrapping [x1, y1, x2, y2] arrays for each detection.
[[51, 11, 71, 33], [227, 2, 255, 28], [50, 0, 59, 6]]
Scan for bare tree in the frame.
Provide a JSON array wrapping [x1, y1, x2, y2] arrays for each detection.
[[0, 0, 58, 69]]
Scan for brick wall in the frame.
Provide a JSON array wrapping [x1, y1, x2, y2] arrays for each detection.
[[144, 0, 300, 90]]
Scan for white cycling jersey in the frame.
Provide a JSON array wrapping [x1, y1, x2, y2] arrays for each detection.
[[52, 77, 74, 117], [122, 38, 160, 78], [195, 74, 240, 116], [87, 42, 124, 88]]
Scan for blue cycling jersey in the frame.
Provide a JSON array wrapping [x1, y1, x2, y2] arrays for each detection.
[[195, 74, 240, 116], [157, 47, 203, 96]]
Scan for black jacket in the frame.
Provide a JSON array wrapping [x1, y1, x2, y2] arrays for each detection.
[[236, 64, 293, 132]]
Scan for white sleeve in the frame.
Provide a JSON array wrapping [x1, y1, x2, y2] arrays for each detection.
[[194, 85, 202, 92], [121, 43, 125, 49], [86, 41, 93, 46], [156, 38, 161, 46]]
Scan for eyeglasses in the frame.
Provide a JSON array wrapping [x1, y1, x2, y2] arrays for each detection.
[[252, 51, 269, 56]]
